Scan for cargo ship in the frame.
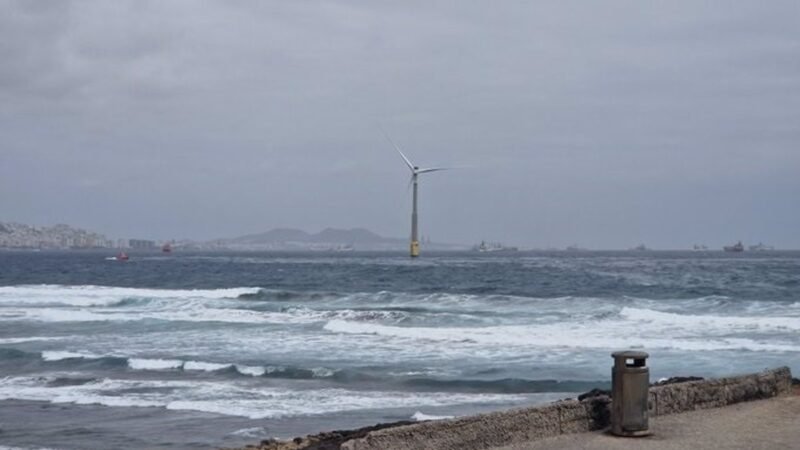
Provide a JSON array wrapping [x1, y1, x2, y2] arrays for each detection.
[[748, 242, 774, 251], [723, 241, 744, 252], [473, 241, 518, 253]]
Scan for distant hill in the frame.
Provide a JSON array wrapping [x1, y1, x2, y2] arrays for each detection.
[[311, 228, 390, 244], [232, 228, 312, 244], [0, 220, 464, 252], [226, 227, 406, 250]]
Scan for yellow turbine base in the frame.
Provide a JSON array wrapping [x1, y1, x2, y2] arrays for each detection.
[[410, 241, 420, 257]]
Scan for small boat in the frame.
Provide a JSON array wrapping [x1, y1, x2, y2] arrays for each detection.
[[162, 243, 172, 253], [748, 242, 774, 251], [723, 241, 744, 252], [116, 252, 129, 261]]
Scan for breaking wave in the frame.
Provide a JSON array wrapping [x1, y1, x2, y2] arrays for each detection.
[[3, 350, 341, 380], [0, 285, 261, 307], [0, 375, 535, 419], [322, 304, 800, 353], [411, 411, 454, 421], [619, 307, 800, 332]]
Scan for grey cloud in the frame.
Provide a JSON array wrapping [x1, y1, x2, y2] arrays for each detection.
[[1, 0, 798, 248]]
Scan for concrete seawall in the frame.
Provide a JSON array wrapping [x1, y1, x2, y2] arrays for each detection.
[[237, 367, 792, 450], [341, 367, 792, 450], [648, 366, 791, 415]]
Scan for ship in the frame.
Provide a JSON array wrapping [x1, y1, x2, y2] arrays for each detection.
[[473, 241, 518, 253], [723, 241, 744, 252], [748, 242, 774, 251], [105, 251, 129, 261], [162, 243, 172, 253]]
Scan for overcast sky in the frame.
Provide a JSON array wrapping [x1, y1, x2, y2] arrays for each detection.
[[1, 1, 798, 249]]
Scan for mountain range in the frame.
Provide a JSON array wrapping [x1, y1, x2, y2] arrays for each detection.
[[0, 220, 465, 251], [227, 227, 406, 248], [216, 227, 470, 251]]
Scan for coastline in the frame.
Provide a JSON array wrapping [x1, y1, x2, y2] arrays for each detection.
[[229, 367, 794, 450]]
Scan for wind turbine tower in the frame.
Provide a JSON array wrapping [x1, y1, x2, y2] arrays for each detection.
[[382, 131, 448, 257]]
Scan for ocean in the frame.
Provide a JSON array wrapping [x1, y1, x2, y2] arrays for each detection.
[[0, 250, 798, 449]]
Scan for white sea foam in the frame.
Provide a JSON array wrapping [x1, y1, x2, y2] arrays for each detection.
[[620, 307, 800, 332], [0, 375, 529, 419], [0, 285, 261, 308], [183, 361, 233, 372], [282, 306, 409, 323], [4, 309, 111, 322], [36, 351, 282, 378], [62, 394, 163, 408], [0, 284, 307, 325], [264, 365, 287, 374], [0, 377, 165, 408], [41, 351, 104, 361], [235, 365, 266, 376], [311, 367, 336, 377], [0, 336, 65, 344], [157, 307, 320, 325], [2, 305, 319, 325], [37, 351, 265, 375], [228, 427, 270, 438], [162, 389, 527, 419], [388, 369, 459, 378], [323, 312, 800, 353], [128, 358, 184, 370], [411, 411, 455, 421]]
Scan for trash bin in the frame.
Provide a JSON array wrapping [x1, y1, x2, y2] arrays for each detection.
[[611, 350, 650, 436]]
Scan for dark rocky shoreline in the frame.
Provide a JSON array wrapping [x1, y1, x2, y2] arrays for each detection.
[[236, 421, 417, 450]]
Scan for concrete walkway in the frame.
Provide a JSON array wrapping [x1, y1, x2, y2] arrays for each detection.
[[493, 395, 800, 450]]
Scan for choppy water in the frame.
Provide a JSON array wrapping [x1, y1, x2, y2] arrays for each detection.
[[0, 250, 798, 449]]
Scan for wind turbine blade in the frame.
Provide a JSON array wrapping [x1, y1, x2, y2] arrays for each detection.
[[416, 167, 450, 174], [396, 148, 415, 172], [407, 175, 414, 192], [379, 126, 415, 172]]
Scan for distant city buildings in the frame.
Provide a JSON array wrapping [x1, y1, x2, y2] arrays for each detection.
[[0, 221, 190, 251], [0, 221, 179, 251], [129, 239, 156, 249], [0, 222, 112, 249], [0, 222, 459, 252]]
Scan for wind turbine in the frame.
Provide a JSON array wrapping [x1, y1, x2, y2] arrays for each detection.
[[382, 130, 448, 257]]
